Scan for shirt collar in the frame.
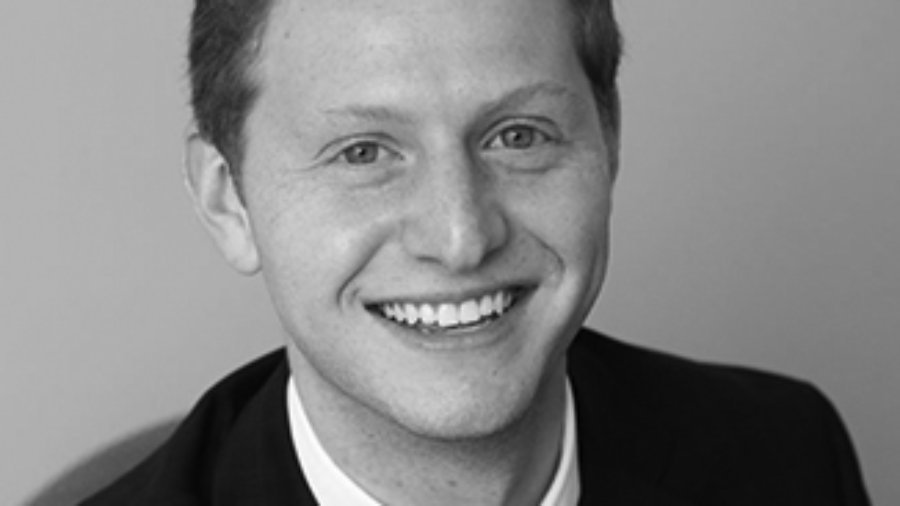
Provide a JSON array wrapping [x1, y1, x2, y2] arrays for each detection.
[[287, 377, 580, 506]]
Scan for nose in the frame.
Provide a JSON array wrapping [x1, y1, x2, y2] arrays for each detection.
[[401, 150, 508, 273]]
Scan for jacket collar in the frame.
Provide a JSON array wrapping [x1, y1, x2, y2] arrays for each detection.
[[210, 332, 698, 506], [568, 332, 697, 506]]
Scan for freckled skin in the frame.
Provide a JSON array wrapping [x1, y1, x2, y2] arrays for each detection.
[[193, 0, 617, 502]]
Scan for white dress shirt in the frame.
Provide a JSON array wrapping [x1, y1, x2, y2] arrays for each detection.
[[287, 377, 580, 505]]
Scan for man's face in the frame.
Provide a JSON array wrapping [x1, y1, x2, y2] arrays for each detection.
[[237, 0, 615, 438]]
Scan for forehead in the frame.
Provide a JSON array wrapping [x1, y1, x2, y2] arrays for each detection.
[[261, 0, 575, 52], [251, 0, 585, 117]]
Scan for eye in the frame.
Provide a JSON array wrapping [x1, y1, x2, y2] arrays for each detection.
[[334, 140, 404, 166], [485, 124, 552, 150], [338, 141, 386, 165]]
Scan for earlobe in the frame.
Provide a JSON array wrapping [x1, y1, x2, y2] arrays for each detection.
[[184, 132, 261, 275]]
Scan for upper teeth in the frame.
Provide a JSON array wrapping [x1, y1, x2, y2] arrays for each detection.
[[377, 290, 514, 329]]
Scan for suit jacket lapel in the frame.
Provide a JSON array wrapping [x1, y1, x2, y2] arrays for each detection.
[[211, 358, 319, 506], [208, 331, 699, 505], [569, 334, 697, 506], [209, 333, 699, 505]]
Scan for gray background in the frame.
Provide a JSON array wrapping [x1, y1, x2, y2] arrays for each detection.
[[2, 1, 897, 504]]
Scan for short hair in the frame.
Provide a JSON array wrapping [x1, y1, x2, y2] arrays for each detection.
[[188, 0, 622, 182]]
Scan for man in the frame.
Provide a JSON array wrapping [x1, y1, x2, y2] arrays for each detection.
[[84, 0, 870, 504]]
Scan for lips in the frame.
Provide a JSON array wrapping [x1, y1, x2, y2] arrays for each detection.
[[367, 288, 521, 332]]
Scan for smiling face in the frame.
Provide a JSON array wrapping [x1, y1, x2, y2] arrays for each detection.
[[190, 0, 617, 440]]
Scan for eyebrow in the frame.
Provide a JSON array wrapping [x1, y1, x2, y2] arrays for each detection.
[[322, 104, 416, 125], [480, 81, 581, 118], [322, 81, 581, 125]]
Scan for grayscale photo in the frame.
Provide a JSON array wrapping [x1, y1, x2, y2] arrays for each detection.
[[4, 1, 897, 504]]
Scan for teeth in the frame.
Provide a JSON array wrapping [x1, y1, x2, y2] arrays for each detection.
[[459, 300, 480, 324], [479, 295, 493, 316], [419, 304, 437, 325], [374, 289, 517, 330], [403, 303, 418, 325], [437, 304, 459, 327], [493, 292, 504, 312]]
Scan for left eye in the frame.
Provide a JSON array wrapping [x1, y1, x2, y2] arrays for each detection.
[[338, 141, 394, 165], [486, 125, 551, 150]]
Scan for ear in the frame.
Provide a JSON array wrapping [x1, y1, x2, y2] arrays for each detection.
[[604, 89, 622, 182], [184, 132, 261, 275]]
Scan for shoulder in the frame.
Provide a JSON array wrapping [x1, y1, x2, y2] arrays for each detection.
[[568, 328, 870, 504], [81, 349, 290, 505], [568, 327, 829, 426], [189, 348, 289, 424]]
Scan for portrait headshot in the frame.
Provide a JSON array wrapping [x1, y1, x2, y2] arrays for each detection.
[[3, 0, 898, 505]]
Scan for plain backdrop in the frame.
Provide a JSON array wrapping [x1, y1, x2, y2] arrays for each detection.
[[2, 1, 897, 504]]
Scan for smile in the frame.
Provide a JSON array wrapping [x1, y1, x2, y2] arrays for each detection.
[[367, 288, 521, 332]]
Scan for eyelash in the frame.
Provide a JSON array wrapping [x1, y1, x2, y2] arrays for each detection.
[[327, 121, 558, 166], [484, 122, 557, 151], [332, 139, 402, 166]]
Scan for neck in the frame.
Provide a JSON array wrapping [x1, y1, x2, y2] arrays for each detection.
[[289, 347, 568, 506]]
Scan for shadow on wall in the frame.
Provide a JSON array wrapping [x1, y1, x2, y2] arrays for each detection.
[[27, 417, 182, 505]]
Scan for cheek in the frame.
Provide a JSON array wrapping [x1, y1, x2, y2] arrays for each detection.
[[574, 191, 612, 269], [522, 169, 612, 272], [250, 190, 396, 310], [544, 174, 612, 326]]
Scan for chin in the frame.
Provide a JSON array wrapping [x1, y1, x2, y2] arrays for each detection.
[[392, 401, 530, 443], [381, 365, 553, 443]]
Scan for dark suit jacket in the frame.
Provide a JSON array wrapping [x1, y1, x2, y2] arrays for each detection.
[[82, 329, 870, 505]]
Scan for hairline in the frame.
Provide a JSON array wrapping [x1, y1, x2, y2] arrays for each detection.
[[206, 0, 620, 180]]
